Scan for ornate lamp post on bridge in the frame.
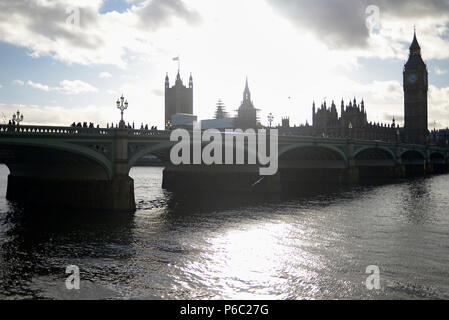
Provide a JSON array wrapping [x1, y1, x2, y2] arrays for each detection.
[[267, 113, 274, 128], [116, 95, 128, 129], [12, 110, 24, 126]]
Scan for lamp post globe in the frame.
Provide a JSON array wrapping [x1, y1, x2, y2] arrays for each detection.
[[267, 113, 274, 128], [116, 95, 129, 128], [12, 110, 24, 126]]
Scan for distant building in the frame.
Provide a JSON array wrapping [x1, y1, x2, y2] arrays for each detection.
[[214, 100, 229, 119], [165, 71, 193, 129], [280, 32, 430, 145], [234, 78, 259, 130], [170, 113, 197, 129], [281, 117, 290, 128], [430, 128, 449, 147], [311, 99, 398, 141], [201, 118, 235, 130], [279, 98, 398, 141]]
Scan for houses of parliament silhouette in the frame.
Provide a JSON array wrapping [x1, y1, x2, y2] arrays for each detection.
[[165, 31, 430, 145]]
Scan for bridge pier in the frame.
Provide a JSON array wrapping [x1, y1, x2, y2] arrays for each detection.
[[279, 168, 350, 194], [162, 165, 281, 193], [6, 175, 135, 213], [403, 163, 426, 177], [425, 162, 434, 175], [344, 140, 360, 184], [394, 164, 406, 178], [357, 165, 406, 183], [343, 167, 359, 184]]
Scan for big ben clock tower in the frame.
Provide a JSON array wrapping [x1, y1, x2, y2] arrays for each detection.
[[403, 31, 428, 145]]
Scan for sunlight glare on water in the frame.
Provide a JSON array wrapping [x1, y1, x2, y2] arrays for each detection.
[[0, 165, 448, 299]]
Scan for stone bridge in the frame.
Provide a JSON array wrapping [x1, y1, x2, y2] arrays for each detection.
[[0, 124, 447, 213]]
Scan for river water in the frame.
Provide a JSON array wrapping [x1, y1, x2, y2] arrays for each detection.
[[0, 164, 448, 299]]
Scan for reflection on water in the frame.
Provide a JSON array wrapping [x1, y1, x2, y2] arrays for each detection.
[[0, 164, 448, 299]]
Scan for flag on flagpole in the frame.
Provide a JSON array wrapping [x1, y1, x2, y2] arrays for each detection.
[[173, 56, 180, 72]]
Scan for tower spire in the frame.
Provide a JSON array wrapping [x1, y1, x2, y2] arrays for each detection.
[[410, 28, 421, 54], [405, 29, 424, 67], [243, 77, 251, 102]]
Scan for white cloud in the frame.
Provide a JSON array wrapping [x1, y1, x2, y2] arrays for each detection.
[[27, 80, 98, 95], [27, 80, 51, 92], [435, 67, 448, 75], [99, 72, 112, 78], [0, 84, 2, 89], [0, 0, 201, 67], [0, 1, 448, 68], [1, 0, 448, 131], [12, 80, 24, 86], [266, 0, 449, 56], [58, 80, 98, 94], [0, 102, 113, 126], [429, 85, 449, 128]]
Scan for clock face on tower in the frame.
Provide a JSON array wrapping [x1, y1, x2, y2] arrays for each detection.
[[408, 73, 418, 84]]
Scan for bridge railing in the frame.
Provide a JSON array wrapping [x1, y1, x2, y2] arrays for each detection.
[[0, 124, 173, 137], [128, 129, 171, 136], [0, 125, 446, 153], [0, 124, 112, 136]]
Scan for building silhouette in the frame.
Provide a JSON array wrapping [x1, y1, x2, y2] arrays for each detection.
[[431, 128, 449, 147], [281, 117, 290, 128], [299, 98, 398, 141], [214, 100, 229, 119], [280, 31, 428, 145], [234, 78, 259, 130], [165, 71, 193, 129], [163, 32, 429, 144], [403, 31, 428, 145]]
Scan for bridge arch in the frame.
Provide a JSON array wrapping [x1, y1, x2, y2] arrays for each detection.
[[401, 149, 426, 176], [354, 146, 396, 161], [128, 141, 173, 169], [430, 151, 448, 173], [430, 151, 445, 161], [401, 149, 426, 160], [279, 143, 348, 168], [354, 146, 396, 167], [0, 138, 113, 180], [279, 143, 348, 166], [128, 136, 263, 170]]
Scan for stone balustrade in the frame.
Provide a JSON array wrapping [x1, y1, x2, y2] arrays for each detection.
[[0, 124, 170, 137]]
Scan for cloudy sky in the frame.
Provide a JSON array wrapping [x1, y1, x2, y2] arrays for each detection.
[[0, 0, 449, 129]]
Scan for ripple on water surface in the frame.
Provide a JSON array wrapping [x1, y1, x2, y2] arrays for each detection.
[[0, 165, 448, 299]]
